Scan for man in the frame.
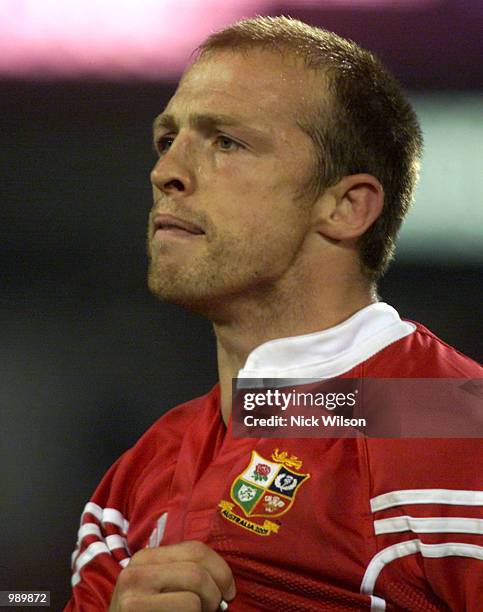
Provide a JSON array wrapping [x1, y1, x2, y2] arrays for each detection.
[[66, 16, 482, 611]]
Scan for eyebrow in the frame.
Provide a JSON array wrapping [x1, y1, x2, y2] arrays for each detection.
[[152, 112, 261, 136]]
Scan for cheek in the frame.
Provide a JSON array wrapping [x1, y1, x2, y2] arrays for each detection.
[[207, 163, 264, 219], [212, 157, 258, 186], [218, 157, 300, 198], [206, 158, 307, 232]]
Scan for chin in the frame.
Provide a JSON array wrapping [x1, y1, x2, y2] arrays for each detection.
[[148, 273, 235, 324], [148, 270, 206, 307]]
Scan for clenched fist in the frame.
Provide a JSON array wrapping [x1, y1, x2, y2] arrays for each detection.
[[109, 541, 236, 611]]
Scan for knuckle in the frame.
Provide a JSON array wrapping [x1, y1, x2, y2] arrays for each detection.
[[181, 592, 203, 612], [116, 566, 142, 591], [129, 548, 150, 564], [182, 540, 209, 561], [117, 594, 144, 612], [184, 563, 207, 590]]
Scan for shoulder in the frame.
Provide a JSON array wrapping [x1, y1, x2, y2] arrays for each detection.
[[364, 437, 483, 493], [365, 319, 481, 377], [361, 318, 482, 501], [89, 385, 220, 508], [123, 384, 220, 466], [66, 388, 220, 608]]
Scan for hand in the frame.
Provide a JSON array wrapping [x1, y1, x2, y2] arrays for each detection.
[[109, 540, 236, 611]]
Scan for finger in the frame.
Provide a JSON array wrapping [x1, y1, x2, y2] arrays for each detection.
[[130, 541, 236, 601], [116, 561, 224, 612], [156, 561, 224, 612], [115, 591, 202, 612]]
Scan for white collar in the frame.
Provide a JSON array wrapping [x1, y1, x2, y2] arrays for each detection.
[[237, 302, 414, 380]]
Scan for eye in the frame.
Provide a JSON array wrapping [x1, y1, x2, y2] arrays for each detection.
[[216, 135, 243, 152], [155, 135, 175, 155]]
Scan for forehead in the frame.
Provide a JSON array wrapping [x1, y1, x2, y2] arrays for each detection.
[[164, 48, 319, 128]]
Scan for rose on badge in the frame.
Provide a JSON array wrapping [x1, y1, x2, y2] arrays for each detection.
[[253, 463, 271, 482]]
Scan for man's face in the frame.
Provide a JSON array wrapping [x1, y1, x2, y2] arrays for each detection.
[[147, 48, 320, 314]]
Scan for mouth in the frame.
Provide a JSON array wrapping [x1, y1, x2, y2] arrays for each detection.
[[152, 214, 205, 239]]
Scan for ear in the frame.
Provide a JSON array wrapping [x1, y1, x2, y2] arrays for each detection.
[[314, 174, 384, 241]]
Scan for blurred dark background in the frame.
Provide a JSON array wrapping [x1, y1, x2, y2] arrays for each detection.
[[1, 1, 482, 609]]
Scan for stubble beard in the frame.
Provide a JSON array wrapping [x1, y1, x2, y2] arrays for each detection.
[[147, 219, 311, 323], [147, 232, 256, 313]]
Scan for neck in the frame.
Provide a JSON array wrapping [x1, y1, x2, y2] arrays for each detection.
[[214, 276, 376, 424]]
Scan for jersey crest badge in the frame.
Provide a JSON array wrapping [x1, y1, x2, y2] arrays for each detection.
[[219, 449, 310, 536]]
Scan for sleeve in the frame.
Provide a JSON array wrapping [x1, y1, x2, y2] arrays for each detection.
[[362, 439, 483, 611], [63, 399, 196, 611], [64, 452, 135, 612]]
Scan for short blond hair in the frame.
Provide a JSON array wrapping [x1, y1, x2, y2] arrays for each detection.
[[197, 16, 423, 280]]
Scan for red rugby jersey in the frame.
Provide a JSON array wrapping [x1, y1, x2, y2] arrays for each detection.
[[65, 304, 483, 611]]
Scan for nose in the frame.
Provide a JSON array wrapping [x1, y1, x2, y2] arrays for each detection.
[[150, 137, 196, 196]]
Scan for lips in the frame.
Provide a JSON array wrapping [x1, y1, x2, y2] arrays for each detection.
[[153, 214, 204, 237]]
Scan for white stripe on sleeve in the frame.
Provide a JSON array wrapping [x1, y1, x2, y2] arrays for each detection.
[[77, 522, 102, 541], [71, 504, 131, 586], [103, 508, 130, 533], [361, 540, 483, 611], [72, 541, 110, 587], [105, 534, 128, 551], [80, 502, 129, 534], [370, 595, 386, 611], [371, 489, 483, 512], [374, 516, 483, 535]]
